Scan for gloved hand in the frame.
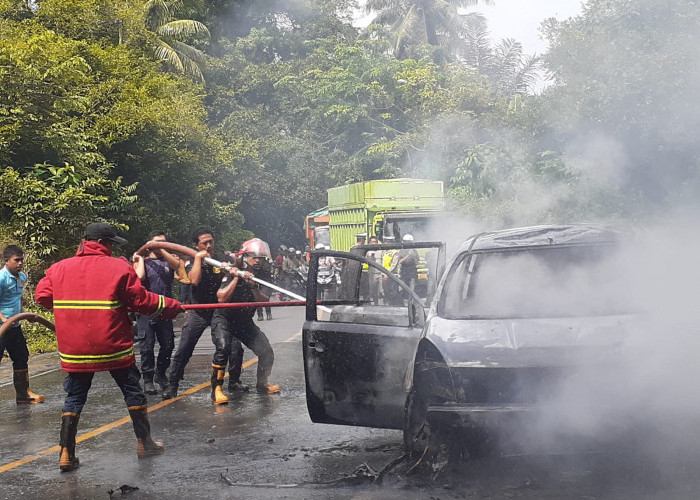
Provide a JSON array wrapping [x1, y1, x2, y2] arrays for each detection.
[[159, 298, 184, 320]]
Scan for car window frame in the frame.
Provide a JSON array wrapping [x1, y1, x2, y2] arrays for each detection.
[[306, 248, 435, 327], [438, 242, 621, 320]]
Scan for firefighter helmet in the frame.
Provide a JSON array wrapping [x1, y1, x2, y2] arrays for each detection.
[[238, 238, 271, 259]]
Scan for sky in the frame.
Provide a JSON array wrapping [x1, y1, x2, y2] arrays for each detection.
[[463, 0, 583, 54]]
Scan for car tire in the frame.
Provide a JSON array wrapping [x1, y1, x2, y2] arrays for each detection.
[[403, 387, 431, 456]]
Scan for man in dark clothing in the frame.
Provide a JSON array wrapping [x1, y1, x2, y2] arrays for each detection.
[[211, 238, 280, 400], [162, 228, 231, 401], [132, 231, 180, 395]]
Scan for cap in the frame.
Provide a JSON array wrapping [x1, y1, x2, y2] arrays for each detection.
[[84, 223, 127, 244]]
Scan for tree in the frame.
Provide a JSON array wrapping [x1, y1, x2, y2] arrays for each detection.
[[0, 0, 242, 258], [0, 164, 137, 261], [144, 0, 210, 82], [540, 0, 700, 209], [364, 0, 493, 59]]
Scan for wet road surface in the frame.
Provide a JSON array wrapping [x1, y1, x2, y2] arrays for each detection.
[[3, 307, 700, 499]]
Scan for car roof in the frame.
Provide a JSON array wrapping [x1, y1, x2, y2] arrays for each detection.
[[459, 224, 621, 252]]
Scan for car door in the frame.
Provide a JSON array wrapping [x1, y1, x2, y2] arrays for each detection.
[[302, 242, 444, 430]]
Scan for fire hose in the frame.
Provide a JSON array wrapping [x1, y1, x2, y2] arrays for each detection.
[[135, 241, 306, 302], [0, 312, 55, 339], [0, 302, 312, 339]]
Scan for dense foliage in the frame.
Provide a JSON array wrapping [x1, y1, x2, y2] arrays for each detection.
[[2, 0, 698, 329]]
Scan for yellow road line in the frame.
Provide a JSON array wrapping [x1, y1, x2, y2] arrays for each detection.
[[0, 331, 302, 474]]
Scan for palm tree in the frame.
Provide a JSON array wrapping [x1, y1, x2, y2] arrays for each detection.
[[460, 13, 542, 95], [365, 0, 493, 59], [490, 38, 541, 95], [144, 0, 210, 82]]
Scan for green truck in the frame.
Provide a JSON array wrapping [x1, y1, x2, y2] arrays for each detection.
[[326, 178, 445, 251]]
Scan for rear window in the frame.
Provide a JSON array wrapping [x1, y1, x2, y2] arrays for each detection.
[[441, 244, 627, 319]]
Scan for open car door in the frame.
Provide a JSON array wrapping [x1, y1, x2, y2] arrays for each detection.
[[303, 242, 445, 430]]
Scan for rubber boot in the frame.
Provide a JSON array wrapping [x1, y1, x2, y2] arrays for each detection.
[[143, 372, 158, 395], [59, 412, 80, 472], [128, 405, 164, 458], [14, 369, 45, 404], [154, 372, 168, 392], [210, 364, 229, 405], [256, 381, 281, 394], [162, 380, 178, 400], [228, 378, 249, 394]]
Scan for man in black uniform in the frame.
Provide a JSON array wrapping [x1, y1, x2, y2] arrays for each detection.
[[210, 238, 280, 401], [163, 227, 231, 401]]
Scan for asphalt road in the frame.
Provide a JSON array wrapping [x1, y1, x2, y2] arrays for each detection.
[[3, 306, 700, 499]]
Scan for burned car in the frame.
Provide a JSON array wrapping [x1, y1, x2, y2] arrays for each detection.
[[302, 225, 631, 457]]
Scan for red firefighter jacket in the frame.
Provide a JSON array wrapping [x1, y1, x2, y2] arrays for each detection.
[[35, 240, 181, 373]]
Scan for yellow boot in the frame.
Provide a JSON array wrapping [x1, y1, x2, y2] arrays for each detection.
[[210, 364, 229, 405]]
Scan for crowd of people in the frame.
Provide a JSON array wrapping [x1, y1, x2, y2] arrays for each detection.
[[0, 222, 283, 472]]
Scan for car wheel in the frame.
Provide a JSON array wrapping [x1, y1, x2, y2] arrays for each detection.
[[403, 387, 431, 456]]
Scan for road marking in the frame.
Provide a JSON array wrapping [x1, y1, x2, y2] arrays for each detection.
[[0, 331, 302, 474]]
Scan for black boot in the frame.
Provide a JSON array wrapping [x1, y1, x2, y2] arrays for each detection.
[[162, 380, 179, 400], [228, 379, 249, 394], [154, 372, 168, 392], [14, 369, 45, 404], [266, 310, 272, 321], [257, 309, 264, 321], [128, 405, 164, 458], [143, 372, 158, 395], [59, 412, 80, 472]]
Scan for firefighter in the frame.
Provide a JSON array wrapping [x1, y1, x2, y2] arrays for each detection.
[[210, 238, 280, 401], [35, 223, 183, 472]]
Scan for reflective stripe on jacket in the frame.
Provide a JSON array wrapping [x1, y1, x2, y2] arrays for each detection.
[[35, 240, 179, 373]]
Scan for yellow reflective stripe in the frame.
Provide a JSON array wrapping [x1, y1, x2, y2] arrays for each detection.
[[154, 295, 165, 317], [59, 347, 134, 364], [54, 300, 122, 310]]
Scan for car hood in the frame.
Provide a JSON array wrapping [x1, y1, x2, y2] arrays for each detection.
[[425, 315, 635, 368]]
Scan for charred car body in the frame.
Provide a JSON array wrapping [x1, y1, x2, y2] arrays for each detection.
[[302, 224, 631, 457]]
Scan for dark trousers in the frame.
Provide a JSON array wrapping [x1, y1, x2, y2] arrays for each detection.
[[0, 325, 29, 370], [168, 309, 213, 383], [137, 315, 175, 377], [63, 365, 146, 413], [211, 313, 274, 386]]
